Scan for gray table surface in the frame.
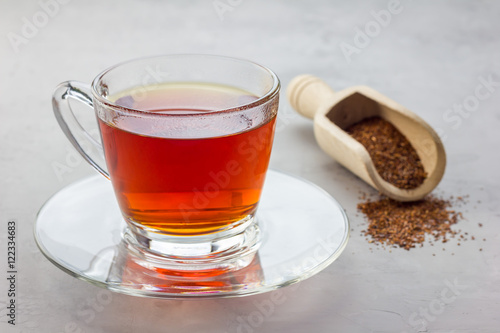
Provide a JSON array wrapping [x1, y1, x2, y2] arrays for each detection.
[[1, 0, 499, 332]]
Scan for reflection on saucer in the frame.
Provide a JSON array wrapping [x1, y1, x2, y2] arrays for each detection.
[[107, 242, 264, 295]]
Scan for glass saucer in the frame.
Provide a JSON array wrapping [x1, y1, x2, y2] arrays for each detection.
[[34, 170, 349, 299]]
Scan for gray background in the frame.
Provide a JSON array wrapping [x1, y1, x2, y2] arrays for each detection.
[[1, 0, 499, 332]]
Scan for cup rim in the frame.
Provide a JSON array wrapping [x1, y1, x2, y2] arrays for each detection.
[[91, 54, 280, 117]]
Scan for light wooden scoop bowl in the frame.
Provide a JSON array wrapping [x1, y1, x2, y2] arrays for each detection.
[[287, 75, 446, 202]]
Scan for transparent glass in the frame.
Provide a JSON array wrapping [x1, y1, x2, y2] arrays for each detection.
[[34, 170, 350, 298], [52, 55, 280, 271]]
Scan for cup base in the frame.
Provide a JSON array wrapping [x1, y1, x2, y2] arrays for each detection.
[[122, 215, 261, 272]]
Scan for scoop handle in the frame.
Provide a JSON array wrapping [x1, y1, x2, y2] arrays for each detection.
[[286, 75, 336, 119]]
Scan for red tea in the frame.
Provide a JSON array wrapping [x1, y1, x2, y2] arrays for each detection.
[[98, 83, 276, 236]]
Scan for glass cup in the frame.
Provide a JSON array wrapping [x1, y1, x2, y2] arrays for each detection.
[[52, 55, 280, 271]]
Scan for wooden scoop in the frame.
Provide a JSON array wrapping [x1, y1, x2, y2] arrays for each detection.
[[287, 75, 446, 202]]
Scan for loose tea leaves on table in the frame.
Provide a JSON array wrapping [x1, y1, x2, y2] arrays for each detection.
[[346, 117, 427, 189], [358, 195, 462, 250]]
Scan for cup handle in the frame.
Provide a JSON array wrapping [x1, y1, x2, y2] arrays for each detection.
[[52, 81, 110, 179]]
